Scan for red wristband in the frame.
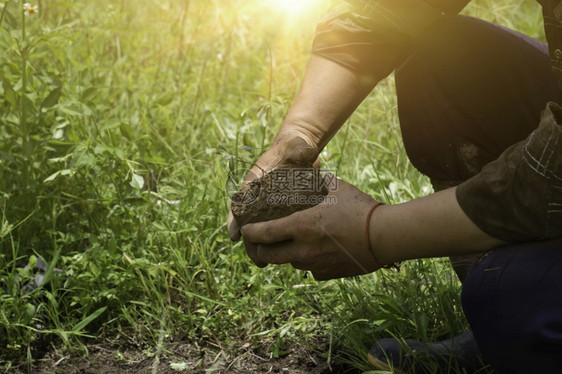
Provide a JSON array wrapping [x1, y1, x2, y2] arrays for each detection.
[[366, 202, 400, 271], [366, 202, 384, 269]]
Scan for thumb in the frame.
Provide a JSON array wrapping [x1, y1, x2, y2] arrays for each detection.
[[228, 209, 242, 241]]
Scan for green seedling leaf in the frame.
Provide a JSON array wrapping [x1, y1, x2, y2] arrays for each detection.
[[28, 255, 37, 270], [44, 169, 75, 183], [42, 87, 62, 109], [1, 209, 36, 238], [1, 219, 13, 238], [72, 306, 108, 333], [52, 128, 64, 139], [130, 173, 145, 190], [155, 92, 174, 106], [120, 122, 134, 140], [81, 87, 98, 102], [2, 79, 17, 107], [23, 303, 36, 325]]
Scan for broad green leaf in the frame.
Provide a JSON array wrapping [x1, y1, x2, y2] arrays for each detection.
[[81, 87, 98, 102], [120, 122, 134, 140], [42, 87, 62, 109], [130, 173, 145, 190]]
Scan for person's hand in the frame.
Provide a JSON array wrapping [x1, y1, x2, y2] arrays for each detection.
[[239, 177, 385, 280], [227, 133, 319, 243]]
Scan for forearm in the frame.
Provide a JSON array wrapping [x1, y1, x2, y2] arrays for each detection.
[[281, 0, 468, 151], [370, 187, 506, 265], [276, 55, 377, 150]]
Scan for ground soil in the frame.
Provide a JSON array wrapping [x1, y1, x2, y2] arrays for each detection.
[[231, 167, 329, 226], [24, 338, 362, 374]]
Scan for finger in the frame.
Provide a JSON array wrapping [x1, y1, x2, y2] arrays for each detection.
[[243, 168, 261, 183], [227, 210, 241, 241], [312, 157, 321, 169], [311, 271, 332, 281], [256, 241, 300, 265], [323, 172, 339, 192], [312, 268, 357, 281], [243, 238, 268, 268], [241, 216, 295, 244], [290, 262, 310, 271]]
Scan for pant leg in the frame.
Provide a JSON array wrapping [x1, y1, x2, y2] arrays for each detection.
[[461, 238, 562, 373], [394, 15, 562, 281]]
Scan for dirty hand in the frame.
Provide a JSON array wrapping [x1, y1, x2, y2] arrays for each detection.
[[227, 133, 319, 243], [240, 177, 385, 280]]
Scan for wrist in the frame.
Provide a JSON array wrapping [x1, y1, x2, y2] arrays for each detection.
[[365, 202, 385, 269], [367, 203, 401, 267], [276, 119, 324, 150]]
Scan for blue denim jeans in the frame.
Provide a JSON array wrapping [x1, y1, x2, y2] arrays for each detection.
[[462, 238, 562, 373]]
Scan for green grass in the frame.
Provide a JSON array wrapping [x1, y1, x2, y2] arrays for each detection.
[[0, 0, 545, 372]]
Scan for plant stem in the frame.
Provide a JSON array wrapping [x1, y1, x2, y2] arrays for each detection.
[[20, 0, 29, 183]]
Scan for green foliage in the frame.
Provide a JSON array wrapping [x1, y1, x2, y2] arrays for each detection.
[[0, 0, 542, 372]]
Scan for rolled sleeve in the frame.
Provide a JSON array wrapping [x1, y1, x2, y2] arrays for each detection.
[[311, 0, 470, 82], [457, 102, 562, 242]]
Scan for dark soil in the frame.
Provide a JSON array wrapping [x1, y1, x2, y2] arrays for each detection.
[[231, 167, 329, 226], [27, 339, 362, 374]]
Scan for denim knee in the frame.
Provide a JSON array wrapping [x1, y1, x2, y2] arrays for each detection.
[[461, 238, 562, 373]]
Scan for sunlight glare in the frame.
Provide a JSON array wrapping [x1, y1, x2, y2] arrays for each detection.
[[268, 0, 320, 16]]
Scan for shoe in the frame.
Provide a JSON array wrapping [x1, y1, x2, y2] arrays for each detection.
[[367, 331, 484, 373], [20, 256, 61, 293]]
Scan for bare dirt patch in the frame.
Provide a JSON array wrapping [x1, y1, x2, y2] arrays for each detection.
[[27, 339, 361, 374]]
